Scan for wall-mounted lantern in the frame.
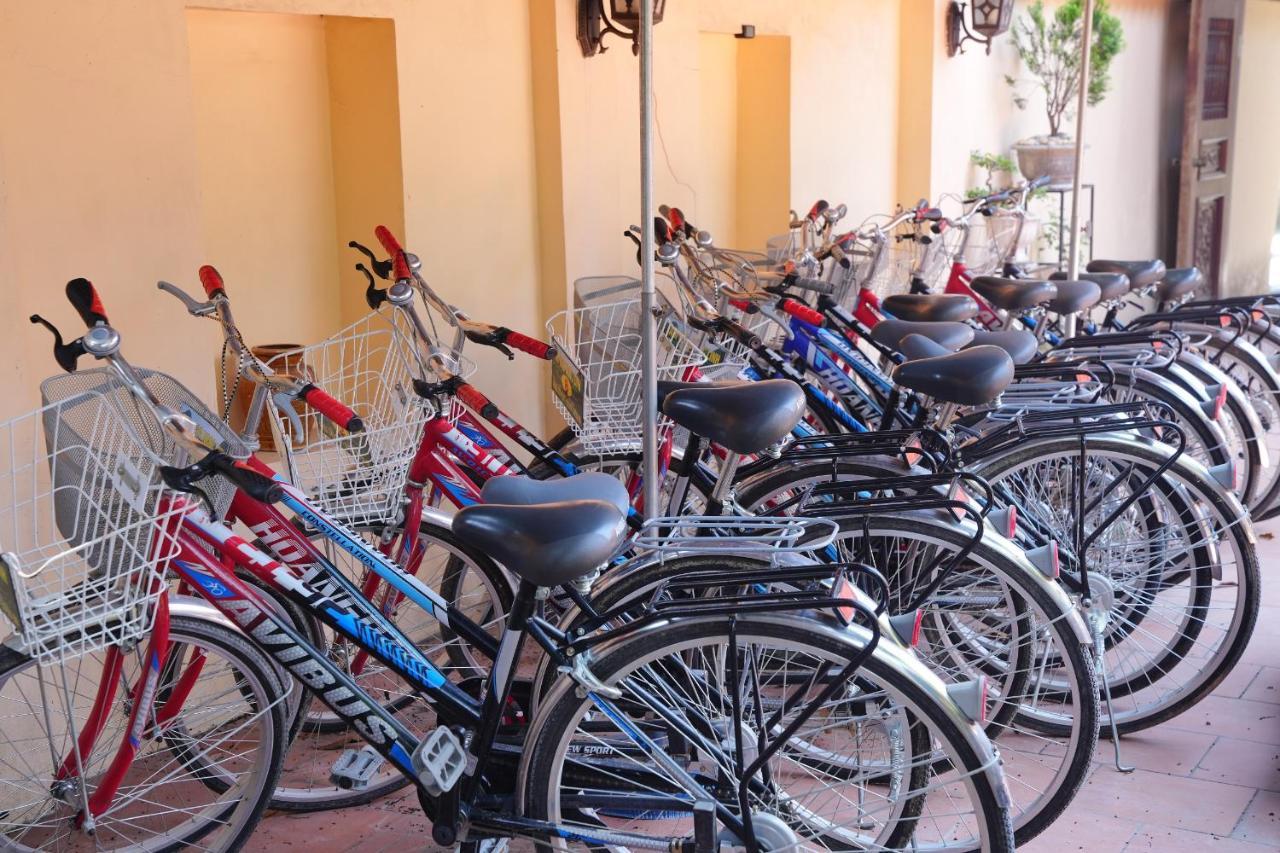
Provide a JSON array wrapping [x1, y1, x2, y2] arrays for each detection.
[[578, 0, 666, 57], [947, 0, 1015, 56]]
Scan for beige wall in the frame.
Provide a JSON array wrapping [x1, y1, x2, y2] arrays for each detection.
[[697, 33, 740, 247], [735, 35, 791, 252], [0, 0, 546, 436], [693, 32, 790, 252], [0, 1, 211, 414], [187, 9, 343, 346], [0, 0, 1230, 431], [1226, 0, 1280, 293]]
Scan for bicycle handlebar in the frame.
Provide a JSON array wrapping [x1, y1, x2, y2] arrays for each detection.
[[503, 329, 555, 360], [66, 278, 109, 327], [780, 299, 824, 326], [157, 268, 364, 436], [375, 225, 413, 281], [198, 265, 227, 299], [300, 384, 364, 432]]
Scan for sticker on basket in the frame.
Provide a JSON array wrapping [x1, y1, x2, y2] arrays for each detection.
[[111, 453, 150, 514], [179, 403, 225, 451], [550, 349, 585, 427], [0, 554, 23, 632]]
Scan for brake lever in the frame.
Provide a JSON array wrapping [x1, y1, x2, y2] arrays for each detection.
[[464, 328, 515, 360], [157, 281, 217, 317], [357, 264, 388, 310], [271, 391, 306, 446], [29, 314, 86, 373], [348, 241, 393, 280]]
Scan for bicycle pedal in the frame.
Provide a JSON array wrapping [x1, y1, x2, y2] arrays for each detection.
[[412, 727, 467, 796], [329, 745, 384, 790]]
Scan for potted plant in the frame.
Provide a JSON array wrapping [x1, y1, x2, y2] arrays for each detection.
[[1005, 0, 1125, 188]]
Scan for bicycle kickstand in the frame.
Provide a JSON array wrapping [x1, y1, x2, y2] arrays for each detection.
[[1084, 599, 1136, 774]]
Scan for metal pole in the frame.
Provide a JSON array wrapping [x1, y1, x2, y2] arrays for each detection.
[[1064, 0, 1095, 337], [639, 0, 659, 518]]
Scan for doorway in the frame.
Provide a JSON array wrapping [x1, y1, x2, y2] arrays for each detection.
[[696, 32, 791, 254], [185, 10, 405, 341]]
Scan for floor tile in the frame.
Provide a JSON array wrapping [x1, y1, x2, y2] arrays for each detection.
[[1020, 811, 1137, 852], [1193, 736, 1280, 790], [1125, 824, 1274, 852], [1068, 767, 1256, 834], [1214, 663, 1262, 700], [1242, 666, 1280, 706], [1096, 728, 1216, 776], [1231, 788, 1280, 847], [1164, 694, 1280, 745]]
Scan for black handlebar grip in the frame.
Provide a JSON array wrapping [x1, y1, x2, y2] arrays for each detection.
[[721, 317, 763, 350], [207, 453, 284, 504], [1028, 175, 1051, 190], [66, 279, 109, 327], [790, 276, 836, 295]]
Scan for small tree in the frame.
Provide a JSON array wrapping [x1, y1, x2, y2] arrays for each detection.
[[966, 150, 1016, 198], [1005, 0, 1125, 137]]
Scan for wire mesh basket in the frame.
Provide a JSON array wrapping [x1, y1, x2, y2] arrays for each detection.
[[265, 309, 435, 527], [0, 370, 217, 663], [845, 239, 915, 304], [766, 232, 801, 264], [960, 218, 1007, 276], [547, 277, 706, 454]]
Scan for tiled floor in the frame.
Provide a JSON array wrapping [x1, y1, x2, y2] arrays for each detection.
[[251, 522, 1280, 851]]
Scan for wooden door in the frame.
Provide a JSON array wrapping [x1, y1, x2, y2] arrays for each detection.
[[1176, 0, 1245, 296]]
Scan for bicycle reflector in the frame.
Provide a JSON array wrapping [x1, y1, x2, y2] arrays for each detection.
[[946, 676, 990, 725], [888, 610, 924, 648], [832, 575, 857, 626], [1211, 383, 1228, 421]]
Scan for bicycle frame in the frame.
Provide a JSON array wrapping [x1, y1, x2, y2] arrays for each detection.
[[65, 477, 777, 848]]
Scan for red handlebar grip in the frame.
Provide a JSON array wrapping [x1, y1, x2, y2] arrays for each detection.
[[374, 225, 412, 280], [780, 299, 825, 326], [198, 265, 226, 299], [66, 278, 109, 327], [455, 382, 497, 418], [729, 298, 754, 313], [503, 330, 556, 360], [300, 384, 363, 433]]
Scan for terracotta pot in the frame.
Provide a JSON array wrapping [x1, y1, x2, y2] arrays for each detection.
[[1013, 139, 1076, 190], [216, 344, 309, 452]]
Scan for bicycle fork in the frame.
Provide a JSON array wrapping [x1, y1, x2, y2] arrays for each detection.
[[52, 595, 174, 831]]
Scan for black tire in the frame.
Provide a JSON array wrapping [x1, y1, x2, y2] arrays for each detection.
[[523, 615, 1015, 853], [742, 463, 1098, 844], [970, 434, 1261, 733]]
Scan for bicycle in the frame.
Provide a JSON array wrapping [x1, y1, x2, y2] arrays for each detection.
[[21, 277, 1018, 852]]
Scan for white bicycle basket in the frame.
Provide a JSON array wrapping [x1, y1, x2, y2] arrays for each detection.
[[547, 277, 705, 455], [264, 309, 437, 528], [0, 369, 235, 664]]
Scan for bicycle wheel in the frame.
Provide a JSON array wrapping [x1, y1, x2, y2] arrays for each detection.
[[0, 614, 283, 851], [522, 615, 1014, 852], [971, 433, 1261, 732], [733, 463, 1097, 844], [269, 518, 512, 811], [1192, 330, 1280, 517]]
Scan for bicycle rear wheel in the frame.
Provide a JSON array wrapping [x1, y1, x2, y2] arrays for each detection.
[[972, 434, 1260, 732], [522, 615, 1014, 853]]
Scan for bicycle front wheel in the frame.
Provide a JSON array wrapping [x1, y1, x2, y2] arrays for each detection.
[[0, 613, 284, 851]]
